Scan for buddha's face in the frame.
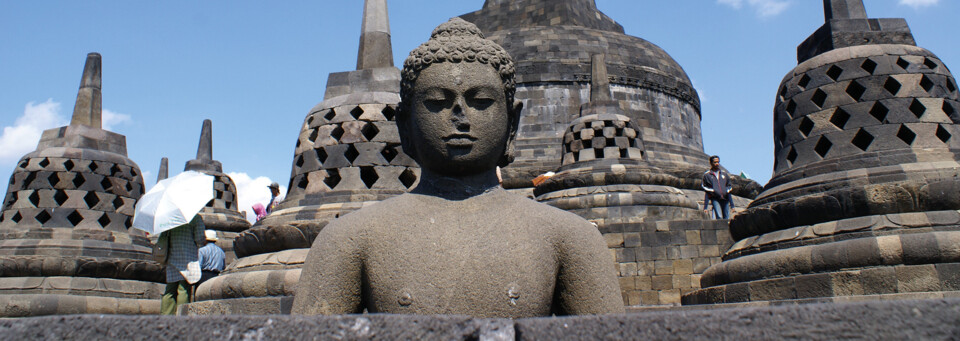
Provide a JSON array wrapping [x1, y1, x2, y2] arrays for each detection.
[[403, 61, 513, 175]]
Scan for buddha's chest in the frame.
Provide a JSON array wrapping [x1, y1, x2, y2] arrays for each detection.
[[361, 228, 560, 317]]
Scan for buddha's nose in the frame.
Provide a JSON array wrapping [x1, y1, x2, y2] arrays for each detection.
[[452, 98, 470, 130]]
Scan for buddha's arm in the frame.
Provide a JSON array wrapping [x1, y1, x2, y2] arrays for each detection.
[[554, 222, 626, 315], [290, 223, 364, 315]]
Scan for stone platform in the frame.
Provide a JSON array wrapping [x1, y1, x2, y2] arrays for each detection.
[[2, 298, 958, 340]]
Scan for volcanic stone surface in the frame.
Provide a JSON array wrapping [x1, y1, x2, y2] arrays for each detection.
[[685, 0, 960, 305], [458, 0, 756, 195], [291, 18, 623, 318], [0, 53, 162, 316], [185, 0, 419, 315], [4, 298, 960, 340]]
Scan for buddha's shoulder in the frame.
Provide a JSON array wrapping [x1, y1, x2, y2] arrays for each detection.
[[472, 191, 598, 239], [319, 194, 427, 229], [323, 190, 593, 232]]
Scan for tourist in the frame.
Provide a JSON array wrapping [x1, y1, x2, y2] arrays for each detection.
[[702, 155, 733, 219], [160, 215, 205, 315], [252, 203, 267, 222], [266, 182, 282, 213], [195, 230, 225, 291]]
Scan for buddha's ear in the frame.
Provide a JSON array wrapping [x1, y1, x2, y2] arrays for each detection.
[[499, 99, 523, 167], [396, 102, 419, 165]]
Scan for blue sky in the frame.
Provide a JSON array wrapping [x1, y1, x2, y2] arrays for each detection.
[[2, 0, 956, 221]]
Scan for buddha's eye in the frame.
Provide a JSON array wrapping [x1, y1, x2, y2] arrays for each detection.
[[420, 89, 452, 112], [468, 97, 495, 110], [423, 98, 449, 112], [467, 88, 498, 110]]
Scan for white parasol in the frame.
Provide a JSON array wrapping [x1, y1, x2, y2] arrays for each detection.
[[132, 170, 214, 235]]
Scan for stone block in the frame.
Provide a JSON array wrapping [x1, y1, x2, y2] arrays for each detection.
[[812, 242, 848, 272], [749, 277, 797, 301], [637, 261, 654, 276], [602, 147, 620, 159], [900, 233, 941, 265], [639, 291, 659, 305], [861, 266, 897, 294], [672, 275, 691, 289], [876, 235, 904, 265], [831, 271, 865, 296], [701, 230, 718, 245], [603, 233, 623, 248], [619, 276, 636, 291], [616, 248, 636, 263], [654, 260, 674, 275], [679, 245, 699, 259], [896, 264, 941, 293], [685, 231, 701, 245], [636, 276, 653, 291], [624, 232, 640, 248], [844, 237, 882, 268], [652, 275, 672, 290], [666, 247, 681, 260], [674, 259, 694, 275], [936, 263, 960, 291], [624, 291, 641, 306], [659, 289, 681, 305], [699, 245, 720, 258]]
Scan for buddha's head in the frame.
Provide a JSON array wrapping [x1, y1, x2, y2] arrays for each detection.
[[398, 18, 522, 176]]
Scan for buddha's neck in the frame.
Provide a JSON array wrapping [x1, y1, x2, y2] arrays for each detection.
[[412, 168, 501, 200]]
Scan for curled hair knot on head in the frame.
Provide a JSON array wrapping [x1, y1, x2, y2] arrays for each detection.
[[400, 18, 516, 111]]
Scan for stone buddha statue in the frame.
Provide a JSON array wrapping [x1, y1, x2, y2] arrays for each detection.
[[292, 18, 623, 318]]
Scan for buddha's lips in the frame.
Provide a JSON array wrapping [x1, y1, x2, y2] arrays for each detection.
[[443, 134, 477, 146]]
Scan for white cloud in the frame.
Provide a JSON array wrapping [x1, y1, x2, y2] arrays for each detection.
[[0, 100, 134, 165], [102, 109, 132, 131], [228, 172, 286, 223], [0, 99, 67, 163], [718, 0, 791, 18], [899, 0, 938, 9]]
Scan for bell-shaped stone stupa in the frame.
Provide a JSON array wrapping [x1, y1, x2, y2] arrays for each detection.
[[0, 53, 162, 316], [185, 0, 418, 315], [182, 119, 249, 264], [459, 0, 759, 200], [533, 54, 737, 306], [685, 0, 960, 305]]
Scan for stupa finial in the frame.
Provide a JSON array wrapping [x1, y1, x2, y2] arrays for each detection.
[[196, 119, 213, 161], [589, 54, 611, 102], [823, 0, 867, 21], [70, 52, 102, 128], [157, 157, 169, 182], [356, 0, 393, 69]]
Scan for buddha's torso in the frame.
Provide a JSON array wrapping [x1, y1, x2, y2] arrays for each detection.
[[347, 189, 578, 317]]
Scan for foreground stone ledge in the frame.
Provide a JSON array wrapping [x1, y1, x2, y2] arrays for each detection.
[[2, 298, 959, 340]]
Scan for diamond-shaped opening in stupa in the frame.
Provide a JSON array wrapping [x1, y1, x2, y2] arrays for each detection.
[[851, 129, 874, 151], [830, 108, 850, 129], [814, 136, 832, 158]]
